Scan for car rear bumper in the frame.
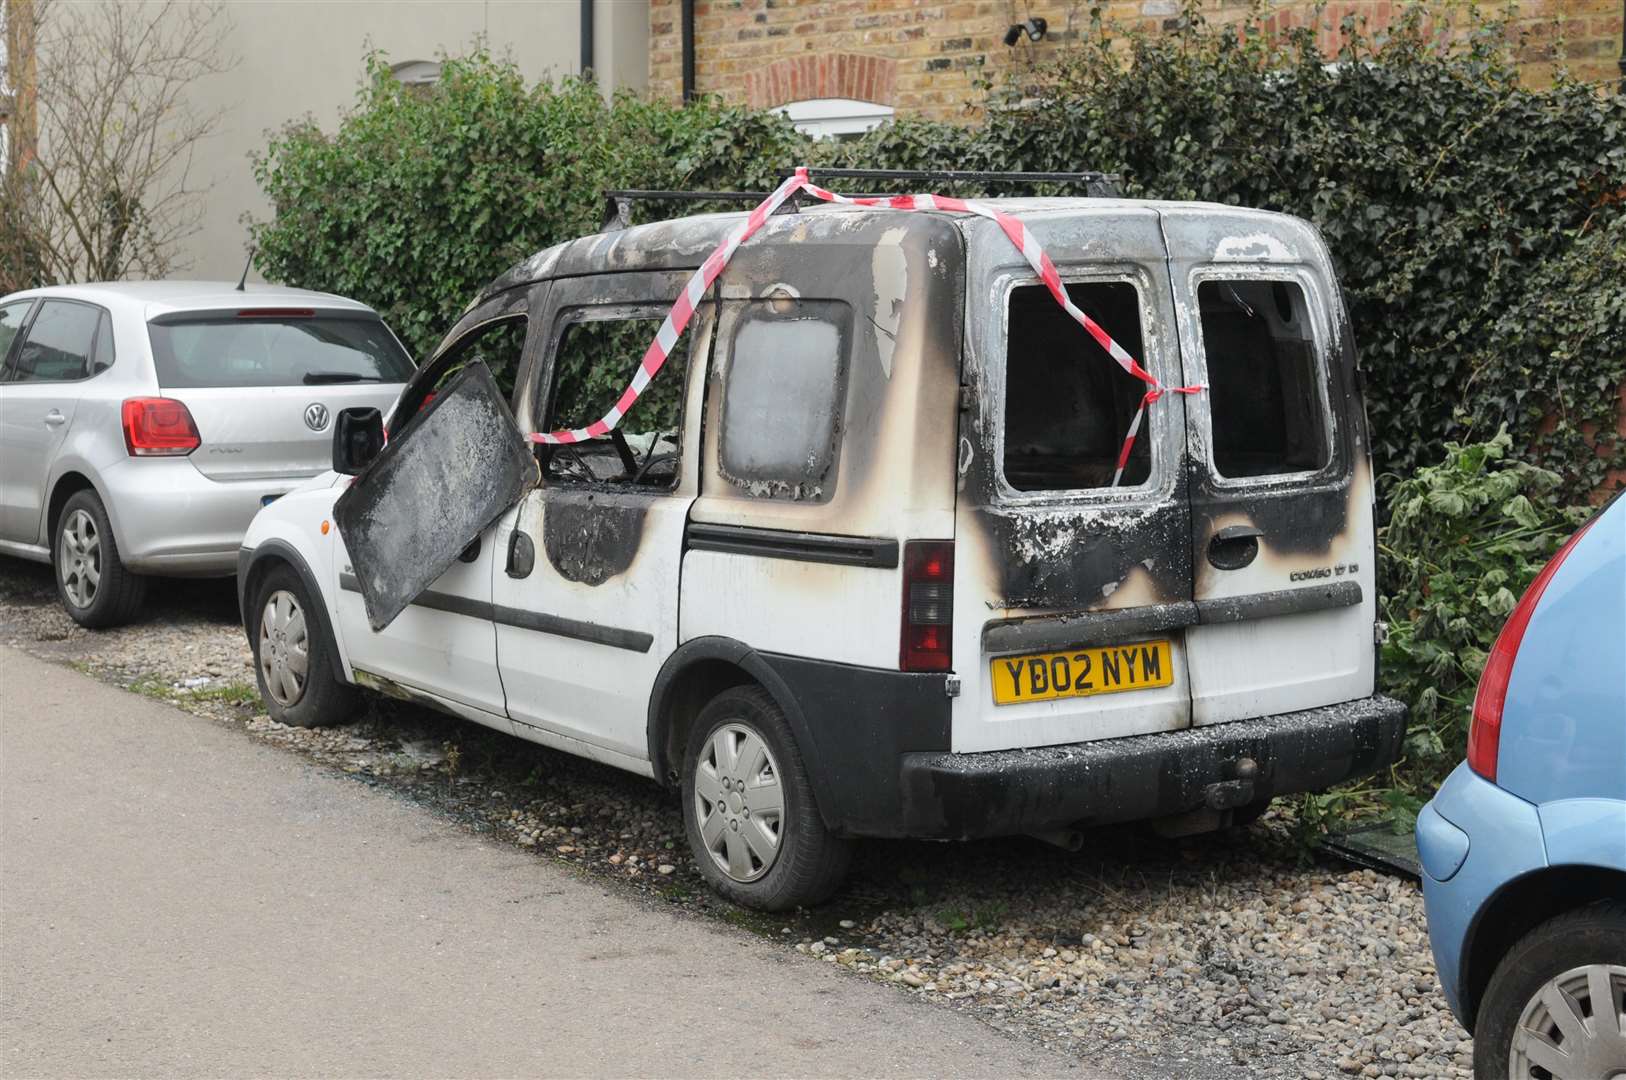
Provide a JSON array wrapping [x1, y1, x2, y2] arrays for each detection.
[[756, 652, 1404, 840], [99, 458, 313, 576], [1418, 763, 1549, 1031], [896, 694, 1406, 839]]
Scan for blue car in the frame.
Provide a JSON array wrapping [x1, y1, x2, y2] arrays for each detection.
[[1418, 491, 1625, 1079]]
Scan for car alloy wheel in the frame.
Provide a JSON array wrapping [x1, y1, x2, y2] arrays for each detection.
[[692, 722, 785, 883], [258, 588, 310, 707], [1510, 963, 1626, 1079], [57, 507, 101, 609]]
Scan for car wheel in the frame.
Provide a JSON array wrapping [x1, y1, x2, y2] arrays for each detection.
[[1474, 901, 1626, 1080], [54, 489, 146, 628], [251, 564, 357, 728], [681, 686, 851, 911]]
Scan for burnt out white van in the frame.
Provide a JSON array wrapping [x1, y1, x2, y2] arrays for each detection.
[[238, 170, 1405, 910]]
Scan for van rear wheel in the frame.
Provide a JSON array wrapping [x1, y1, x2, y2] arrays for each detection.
[[681, 686, 851, 911]]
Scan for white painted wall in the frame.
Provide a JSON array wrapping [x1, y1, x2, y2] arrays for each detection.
[[166, 0, 648, 282]]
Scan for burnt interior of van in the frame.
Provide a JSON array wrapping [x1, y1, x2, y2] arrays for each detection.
[[1002, 281, 1152, 491], [1197, 279, 1330, 479]]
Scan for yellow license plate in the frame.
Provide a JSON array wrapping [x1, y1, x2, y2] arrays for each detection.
[[991, 640, 1173, 705]]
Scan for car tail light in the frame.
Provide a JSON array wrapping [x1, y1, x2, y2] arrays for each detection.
[[1467, 517, 1596, 782], [901, 540, 954, 673], [121, 397, 201, 456]]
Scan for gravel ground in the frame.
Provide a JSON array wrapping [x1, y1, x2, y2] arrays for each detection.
[[0, 557, 1472, 1079]]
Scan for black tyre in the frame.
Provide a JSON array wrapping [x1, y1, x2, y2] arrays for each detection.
[[250, 563, 357, 728], [1473, 900, 1626, 1079], [681, 686, 851, 911], [53, 489, 146, 628]]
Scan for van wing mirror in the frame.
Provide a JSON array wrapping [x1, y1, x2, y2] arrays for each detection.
[[332, 407, 385, 476]]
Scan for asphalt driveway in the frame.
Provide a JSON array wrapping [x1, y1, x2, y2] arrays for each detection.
[[0, 645, 1094, 1079]]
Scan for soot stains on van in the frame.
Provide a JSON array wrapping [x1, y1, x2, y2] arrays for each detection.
[[541, 489, 647, 585], [978, 500, 1194, 611]]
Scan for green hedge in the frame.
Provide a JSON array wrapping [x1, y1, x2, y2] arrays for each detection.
[[252, 54, 803, 358], [824, 4, 1626, 502]]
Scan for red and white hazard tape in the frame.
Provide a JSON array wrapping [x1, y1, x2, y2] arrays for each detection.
[[530, 166, 1204, 486]]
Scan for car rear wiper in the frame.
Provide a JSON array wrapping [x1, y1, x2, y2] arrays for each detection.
[[302, 372, 382, 384]]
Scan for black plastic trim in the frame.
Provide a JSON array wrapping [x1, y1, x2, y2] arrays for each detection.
[[898, 695, 1407, 839], [337, 572, 651, 653], [980, 582, 1363, 655], [240, 542, 346, 683], [1194, 580, 1362, 624], [983, 601, 1198, 654], [685, 523, 899, 569], [757, 651, 952, 837]]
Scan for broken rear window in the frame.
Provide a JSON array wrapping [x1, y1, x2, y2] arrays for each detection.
[[718, 301, 851, 500], [1198, 280, 1330, 479], [1002, 281, 1152, 491]]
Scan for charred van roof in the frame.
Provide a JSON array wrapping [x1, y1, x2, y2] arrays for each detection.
[[479, 198, 1324, 303]]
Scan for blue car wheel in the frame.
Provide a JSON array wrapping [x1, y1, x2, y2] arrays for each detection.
[[1473, 901, 1626, 1079]]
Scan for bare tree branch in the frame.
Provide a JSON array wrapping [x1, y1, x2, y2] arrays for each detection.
[[2, 0, 234, 286]]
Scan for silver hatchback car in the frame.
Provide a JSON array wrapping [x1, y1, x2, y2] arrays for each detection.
[[0, 282, 413, 627]]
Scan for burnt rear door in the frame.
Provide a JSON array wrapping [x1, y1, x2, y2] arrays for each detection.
[[1160, 208, 1377, 726], [953, 207, 1194, 754]]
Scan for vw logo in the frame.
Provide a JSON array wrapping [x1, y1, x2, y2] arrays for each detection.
[[303, 403, 330, 432]]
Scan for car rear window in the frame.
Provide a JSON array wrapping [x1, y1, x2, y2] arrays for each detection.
[[1003, 281, 1152, 491], [1197, 279, 1330, 479], [148, 313, 414, 389]]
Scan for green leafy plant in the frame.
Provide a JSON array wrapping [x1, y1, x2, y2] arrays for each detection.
[[251, 53, 804, 360], [1377, 429, 1591, 796], [831, 3, 1626, 502]]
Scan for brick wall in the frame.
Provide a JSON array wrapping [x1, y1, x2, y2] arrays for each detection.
[[647, 0, 1625, 121]]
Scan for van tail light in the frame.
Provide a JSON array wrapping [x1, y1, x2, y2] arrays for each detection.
[[901, 540, 954, 673], [1467, 517, 1596, 782], [121, 397, 201, 456]]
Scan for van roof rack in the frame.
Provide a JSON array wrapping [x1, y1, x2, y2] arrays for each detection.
[[779, 167, 1122, 196], [600, 168, 1122, 231]]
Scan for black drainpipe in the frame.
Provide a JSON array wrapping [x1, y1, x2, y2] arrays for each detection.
[[681, 0, 696, 102], [580, 0, 595, 83]]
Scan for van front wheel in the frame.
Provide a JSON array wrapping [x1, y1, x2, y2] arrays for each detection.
[[681, 686, 851, 911]]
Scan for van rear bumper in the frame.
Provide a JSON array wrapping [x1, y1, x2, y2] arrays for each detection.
[[896, 696, 1406, 839]]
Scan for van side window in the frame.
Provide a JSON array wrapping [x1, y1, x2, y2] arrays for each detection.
[[1003, 281, 1151, 491], [1198, 280, 1330, 479], [718, 301, 850, 500], [540, 313, 689, 489], [10, 300, 101, 383], [434, 316, 526, 401]]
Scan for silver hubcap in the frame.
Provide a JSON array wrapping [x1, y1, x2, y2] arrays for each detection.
[[1511, 963, 1626, 1079], [258, 590, 310, 707], [693, 722, 785, 883], [57, 508, 101, 609]]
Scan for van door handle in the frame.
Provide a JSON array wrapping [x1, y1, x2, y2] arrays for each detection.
[[1207, 525, 1263, 570], [43, 409, 66, 428], [506, 531, 535, 579]]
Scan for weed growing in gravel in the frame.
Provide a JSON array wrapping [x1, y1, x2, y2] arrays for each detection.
[[187, 682, 260, 708]]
